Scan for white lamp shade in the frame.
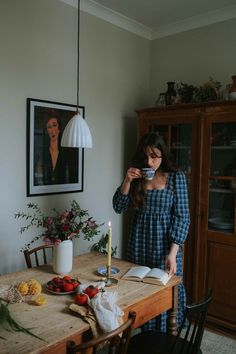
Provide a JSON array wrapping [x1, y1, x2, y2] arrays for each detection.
[[61, 112, 93, 148]]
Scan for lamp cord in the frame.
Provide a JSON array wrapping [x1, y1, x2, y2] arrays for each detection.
[[76, 0, 80, 112]]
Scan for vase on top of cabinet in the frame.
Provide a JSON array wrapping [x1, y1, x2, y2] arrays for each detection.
[[165, 82, 176, 105], [228, 75, 236, 100]]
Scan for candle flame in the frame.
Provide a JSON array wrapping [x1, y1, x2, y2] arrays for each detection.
[[108, 221, 111, 227]]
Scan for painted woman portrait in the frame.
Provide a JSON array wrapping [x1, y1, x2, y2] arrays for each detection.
[[34, 108, 78, 186]]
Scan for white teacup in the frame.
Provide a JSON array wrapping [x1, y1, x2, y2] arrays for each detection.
[[141, 168, 155, 180]]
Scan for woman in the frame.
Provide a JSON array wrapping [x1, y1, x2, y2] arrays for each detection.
[[42, 116, 65, 184], [112, 132, 190, 332], [46, 117, 60, 173], [34, 114, 78, 185]]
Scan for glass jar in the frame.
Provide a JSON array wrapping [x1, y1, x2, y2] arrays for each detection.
[[156, 93, 166, 106]]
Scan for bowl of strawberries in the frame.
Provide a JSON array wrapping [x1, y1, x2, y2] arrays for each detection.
[[46, 275, 79, 295]]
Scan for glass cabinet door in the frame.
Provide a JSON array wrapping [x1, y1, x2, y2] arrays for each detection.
[[208, 122, 236, 233], [148, 123, 192, 177], [170, 124, 192, 175]]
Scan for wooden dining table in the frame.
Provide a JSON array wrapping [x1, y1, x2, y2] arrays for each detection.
[[0, 252, 181, 354]]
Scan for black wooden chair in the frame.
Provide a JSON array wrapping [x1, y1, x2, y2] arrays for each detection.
[[127, 290, 213, 354], [23, 245, 53, 268], [66, 311, 136, 354]]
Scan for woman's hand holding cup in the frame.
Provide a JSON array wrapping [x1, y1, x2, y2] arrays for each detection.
[[125, 167, 142, 183]]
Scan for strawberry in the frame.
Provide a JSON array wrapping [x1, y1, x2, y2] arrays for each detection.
[[48, 284, 54, 291], [52, 277, 61, 284], [72, 281, 79, 290], [63, 283, 74, 292]]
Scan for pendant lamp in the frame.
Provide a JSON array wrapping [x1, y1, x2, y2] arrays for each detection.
[[61, 0, 92, 148]]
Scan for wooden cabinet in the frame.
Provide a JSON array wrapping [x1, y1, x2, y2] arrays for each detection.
[[136, 101, 236, 336]]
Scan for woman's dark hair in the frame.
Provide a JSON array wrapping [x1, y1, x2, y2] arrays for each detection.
[[130, 132, 177, 208]]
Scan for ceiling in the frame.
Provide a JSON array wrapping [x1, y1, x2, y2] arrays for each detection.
[[92, 0, 236, 28], [61, 0, 236, 39]]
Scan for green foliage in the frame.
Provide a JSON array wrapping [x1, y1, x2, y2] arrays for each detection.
[[176, 77, 222, 104], [90, 233, 117, 256], [192, 85, 217, 102], [0, 299, 44, 341], [177, 82, 196, 103]]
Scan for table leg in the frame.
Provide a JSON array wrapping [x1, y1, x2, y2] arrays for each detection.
[[167, 284, 178, 335]]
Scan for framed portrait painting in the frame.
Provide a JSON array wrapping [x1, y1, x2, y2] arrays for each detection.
[[27, 98, 84, 196]]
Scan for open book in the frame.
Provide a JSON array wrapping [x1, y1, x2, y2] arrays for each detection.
[[122, 266, 172, 286]]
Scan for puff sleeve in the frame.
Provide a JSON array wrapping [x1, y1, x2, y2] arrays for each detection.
[[112, 187, 130, 214], [168, 171, 190, 245]]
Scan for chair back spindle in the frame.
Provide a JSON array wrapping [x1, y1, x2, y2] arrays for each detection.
[[67, 311, 136, 354], [23, 245, 53, 268], [170, 289, 213, 354]]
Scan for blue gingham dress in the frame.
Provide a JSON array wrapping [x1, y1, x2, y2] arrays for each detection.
[[112, 171, 190, 332]]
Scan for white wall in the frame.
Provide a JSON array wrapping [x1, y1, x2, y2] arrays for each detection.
[[1, 0, 235, 275], [0, 0, 150, 274], [150, 18, 236, 104]]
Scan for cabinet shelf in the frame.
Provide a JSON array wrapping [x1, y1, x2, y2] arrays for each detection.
[[171, 146, 191, 149], [209, 176, 235, 180], [209, 188, 234, 194], [211, 146, 236, 149]]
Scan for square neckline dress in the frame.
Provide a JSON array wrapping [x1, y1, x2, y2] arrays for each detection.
[[113, 171, 190, 332]]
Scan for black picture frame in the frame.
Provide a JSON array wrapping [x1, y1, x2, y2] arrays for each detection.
[[27, 98, 84, 196]]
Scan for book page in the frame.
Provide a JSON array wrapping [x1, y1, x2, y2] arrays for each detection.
[[143, 268, 171, 285], [145, 268, 169, 280], [123, 266, 151, 279]]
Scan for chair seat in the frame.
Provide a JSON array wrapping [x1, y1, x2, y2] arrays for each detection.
[[127, 330, 202, 354]]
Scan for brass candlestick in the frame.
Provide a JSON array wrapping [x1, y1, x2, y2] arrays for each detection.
[[107, 265, 111, 278], [105, 265, 118, 287]]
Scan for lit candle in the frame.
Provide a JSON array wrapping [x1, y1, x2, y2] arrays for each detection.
[[107, 221, 112, 269]]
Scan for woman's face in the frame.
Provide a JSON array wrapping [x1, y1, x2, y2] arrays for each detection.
[[46, 117, 59, 141], [144, 146, 162, 171]]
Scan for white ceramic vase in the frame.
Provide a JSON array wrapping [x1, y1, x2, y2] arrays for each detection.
[[53, 240, 73, 274]]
